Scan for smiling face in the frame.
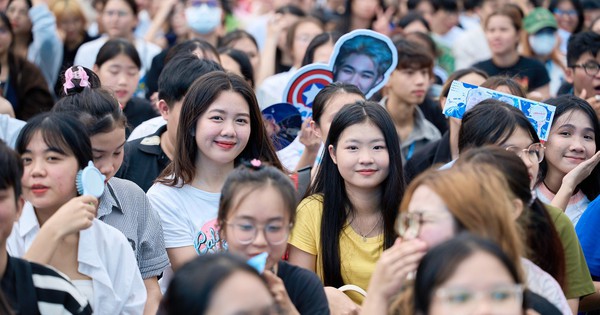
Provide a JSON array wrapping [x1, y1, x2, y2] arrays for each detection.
[[95, 53, 140, 105], [334, 53, 382, 94], [545, 109, 596, 180], [195, 91, 251, 167], [223, 185, 291, 271], [406, 185, 455, 247], [328, 121, 390, 192], [485, 15, 519, 57], [554, 0, 579, 33], [90, 127, 126, 182], [21, 132, 79, 213]]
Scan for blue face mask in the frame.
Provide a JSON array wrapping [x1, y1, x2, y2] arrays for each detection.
[[185, 4, 222, 34], [528, 33, 557, 56]]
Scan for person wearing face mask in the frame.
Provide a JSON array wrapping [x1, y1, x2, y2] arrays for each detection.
[[183, 0, 226, 47], [522, 8, 567, 97]]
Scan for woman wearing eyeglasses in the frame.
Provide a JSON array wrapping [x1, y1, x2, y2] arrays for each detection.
[[548, 0, 585, 55], [414, 234, 527, 315], [217, 163, 330, 315], [362, 164, 567, 315]]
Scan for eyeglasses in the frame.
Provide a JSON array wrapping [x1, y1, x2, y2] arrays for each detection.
[[227, 221, 292, 245], [104, 10, 131, 18], [396, 212, 423, 240], [504, 143, 545, 163], [570, 61, 600, 77], [553, 8, 577, 16], [435, 284, 523, 312]]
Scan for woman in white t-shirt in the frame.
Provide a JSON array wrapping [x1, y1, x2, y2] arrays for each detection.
[[147, 71, 282, 275]]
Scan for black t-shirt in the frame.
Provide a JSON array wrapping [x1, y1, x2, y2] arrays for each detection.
[[123, 97, 160, 136], [116, 125, 170, 192], [278, 261, 330, 315], [419, 97, 448, 134], [474, 56, 550, 92]]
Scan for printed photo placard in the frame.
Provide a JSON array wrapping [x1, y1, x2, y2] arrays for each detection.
[[443, 80, 556, 141], [282, 29, 397, 120]]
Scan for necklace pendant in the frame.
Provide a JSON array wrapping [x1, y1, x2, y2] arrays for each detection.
[[362, 236, 367, 242]]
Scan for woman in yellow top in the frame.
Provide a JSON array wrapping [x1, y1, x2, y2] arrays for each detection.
[[288, 101, 405, 312]]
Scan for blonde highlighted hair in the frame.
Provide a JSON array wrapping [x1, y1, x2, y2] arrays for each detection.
[[400, 164, 524, 271]]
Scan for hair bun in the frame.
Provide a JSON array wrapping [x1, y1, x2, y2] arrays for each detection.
[[242, 159, 264, 170], [63, 66, 91, 96]]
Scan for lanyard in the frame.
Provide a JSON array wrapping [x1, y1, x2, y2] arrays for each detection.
[[406, 142, 416, 161]]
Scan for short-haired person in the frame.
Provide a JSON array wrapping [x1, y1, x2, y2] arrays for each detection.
[[116, 55, 224, 192], [564, 31, 600, 119], [0, 140, 93, 314], [332, 34, 393, 96], [381, 39, 441, 164]]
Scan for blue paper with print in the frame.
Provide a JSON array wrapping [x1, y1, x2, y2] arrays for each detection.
[[442, 80, 556, 141]]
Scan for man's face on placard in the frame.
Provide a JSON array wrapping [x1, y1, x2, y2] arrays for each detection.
[[333, 53, 383, 94]]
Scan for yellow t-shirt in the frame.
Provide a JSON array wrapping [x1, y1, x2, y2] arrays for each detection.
[[288, 195, 384, 304]]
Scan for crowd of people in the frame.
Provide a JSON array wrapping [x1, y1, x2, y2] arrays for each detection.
[[0, 0, 600, 314]]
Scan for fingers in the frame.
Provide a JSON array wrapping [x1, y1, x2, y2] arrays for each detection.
[[579, 88, 587, 100]]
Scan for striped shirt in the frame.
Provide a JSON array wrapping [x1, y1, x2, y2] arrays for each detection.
[[1, 255, 93, 314]]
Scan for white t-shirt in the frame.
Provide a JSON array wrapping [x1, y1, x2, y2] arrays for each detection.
[[147, 181, 223, 292], [522, 258, 571, 315], [147, 182, 222, 254]]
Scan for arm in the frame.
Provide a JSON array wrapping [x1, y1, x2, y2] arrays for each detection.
[[167, 246, 198, 271], [143, 0, 177, 48], [29, 0, 63, 88], [287, 245, 316, 272], [361, 238, 427, 315], [23, 196, 98, 264], [551, 151, 600, 210], [294, 119, 321, 171], [143, 277, 162, 315], [566, 299, 578, 315], [256, 14, 284, 86]]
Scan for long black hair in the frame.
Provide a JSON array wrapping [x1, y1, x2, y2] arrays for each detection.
[[306, 101, 405, 287], [457, 146, 566, 288], [542, 95, 600, 201]]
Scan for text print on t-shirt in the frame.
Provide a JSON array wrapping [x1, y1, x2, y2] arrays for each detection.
[[194, 218, 226, 255]]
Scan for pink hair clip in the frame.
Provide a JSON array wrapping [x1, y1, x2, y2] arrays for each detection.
[[63, 66, 90, 95], [250, 159, 262, 168]]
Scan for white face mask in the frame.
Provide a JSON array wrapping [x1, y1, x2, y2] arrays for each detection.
[[528, 33, 557, 56], [185, 4, 222, 34]]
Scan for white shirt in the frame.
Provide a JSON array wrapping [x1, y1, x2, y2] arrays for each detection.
[[73, 36, 161, 78], [256, 69, 297, 110], [453, 26, 491, 70], [0, 114, 25, 148], [522, 258, 571, 315], [7, 203, 147, 315], [127, 116, 166, 142], [147, 182, 223, 292]]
